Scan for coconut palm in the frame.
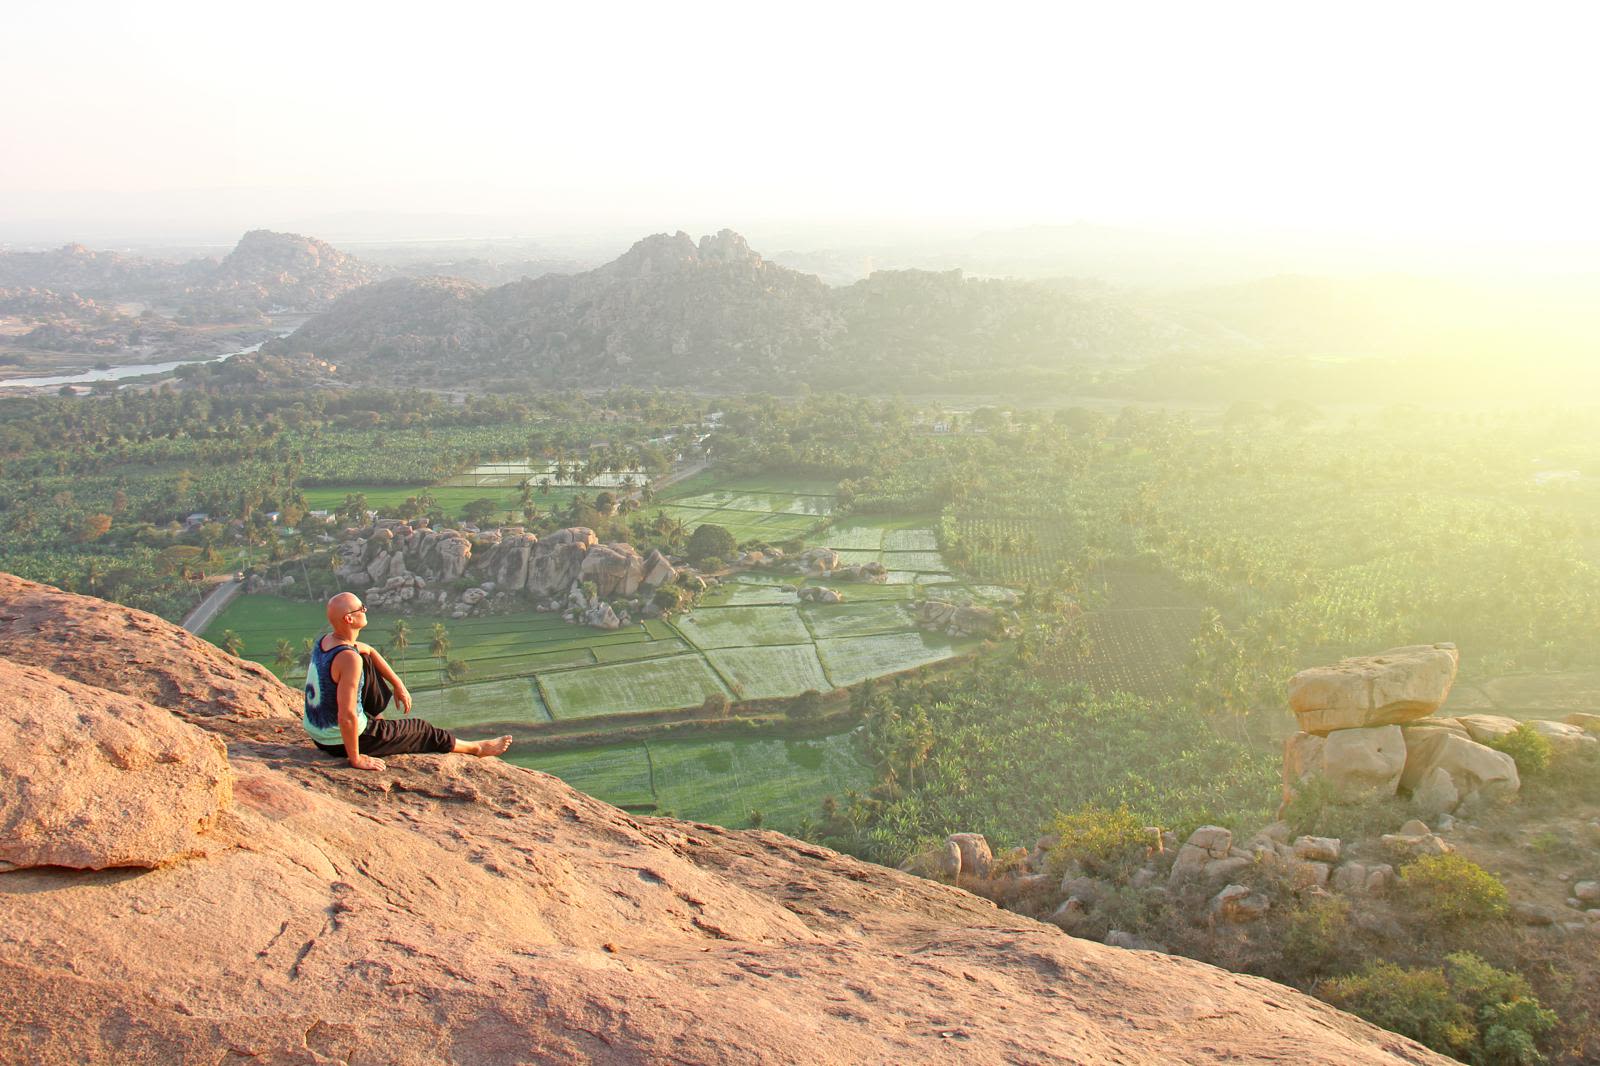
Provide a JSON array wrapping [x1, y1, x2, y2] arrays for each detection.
[[220, 629, 244, 657], [273, 638, 296, 680], [388, 618, 411, 686], [429, 623, 451, 685]]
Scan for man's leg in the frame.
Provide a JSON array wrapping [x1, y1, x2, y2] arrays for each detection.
[[453, 734, 513, 757], [360, 718, 511, 758]]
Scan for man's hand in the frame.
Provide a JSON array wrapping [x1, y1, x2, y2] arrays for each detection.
[[394, 682, 413, 715], [349, 753, 387, 771]]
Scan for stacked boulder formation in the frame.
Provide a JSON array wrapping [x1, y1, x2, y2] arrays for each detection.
[[324, 521, 678, 624], [1282, 643, 1597, 817]]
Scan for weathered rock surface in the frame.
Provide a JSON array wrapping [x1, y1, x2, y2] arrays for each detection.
[[0, 572, 297, 721], [1288, 643, 1459, 734], [1400, 729, 1520, 802], [1283, 725, 1405, 802], [0, 661, 232, 870], [0, 577, 1451, 1065]]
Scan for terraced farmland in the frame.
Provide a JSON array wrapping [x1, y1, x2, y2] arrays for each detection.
[[706, 644, 831, 699], [819, 516, 956, 586], [512, 730, 874, 830], [674, 605, 814, 650], [537, 654, 731, 720], [651, 473, 838, 543]]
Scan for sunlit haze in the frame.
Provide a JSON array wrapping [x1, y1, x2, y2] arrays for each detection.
[[5, 0, 1598, 257]]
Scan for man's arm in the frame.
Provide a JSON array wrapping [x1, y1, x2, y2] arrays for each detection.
[[356, 643, 412, 714], [333, 647, 385, 770]]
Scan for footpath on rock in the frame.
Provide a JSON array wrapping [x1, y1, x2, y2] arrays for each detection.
[[0, 573, 1450, 1064]]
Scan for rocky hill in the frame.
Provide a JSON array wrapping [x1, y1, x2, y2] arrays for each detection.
[[187, 229, 382, 318], [0, 570, 1446, 1064], [275, 229, 1214, 388]]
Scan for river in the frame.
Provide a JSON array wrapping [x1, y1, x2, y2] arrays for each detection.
[[0, 316, 307, 390]]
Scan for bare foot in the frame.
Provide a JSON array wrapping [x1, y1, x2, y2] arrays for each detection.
[[466, 735, 512, 758]]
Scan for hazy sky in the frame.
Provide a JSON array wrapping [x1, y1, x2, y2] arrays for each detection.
[[4, 1, 1597, 245]]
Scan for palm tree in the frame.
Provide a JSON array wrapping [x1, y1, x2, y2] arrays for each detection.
[[388, 618, 411, 686], [220, 629, 245, 657], [430, 623, 451, 685], [273, 639, 296, 680]]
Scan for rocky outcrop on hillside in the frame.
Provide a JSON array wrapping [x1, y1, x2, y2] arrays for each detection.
[[0, 575, 1449, 1064], [318, 520, 677, 625], [184, 229, 382, 318], [274, 229, 1217, 387]]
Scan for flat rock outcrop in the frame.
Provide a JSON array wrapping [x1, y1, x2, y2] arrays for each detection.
[[1289, 643, 1459, 735], [1, 661, 232, 870], [0, 576, 1448, 1065]]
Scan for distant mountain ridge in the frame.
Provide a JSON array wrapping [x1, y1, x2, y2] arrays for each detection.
[[276, 228, 1207, 386], [0, 230, 380, 320]]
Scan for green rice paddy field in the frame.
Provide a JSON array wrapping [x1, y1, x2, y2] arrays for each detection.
[[509, 730, 874, 829]]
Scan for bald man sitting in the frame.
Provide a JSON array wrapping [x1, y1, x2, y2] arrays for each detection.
[[303, 592, 513, 771]]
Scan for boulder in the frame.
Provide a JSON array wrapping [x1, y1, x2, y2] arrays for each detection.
[[1283, 725, 1405, 802], [1528, 719, 1599, 755], [799, 548, 840, 574], [1455, 714, 1520, 744], [1364, 864, 1396, 895], [1562, 712, 1600, 734], [489, 532, 538, 591], [581, 543, 646, 599], [1211, 884, 1270, 923], [1400, 729, 1520, 802], [1292, 837, 1341, 864], [1288, 643, 1459, 734], [1203, 856, 1255, 888], [1169, 826, 1232, 885], [1575, 881, 1600, 903], [947, 833, 993, 878], [582, 602, 621, 631], [527, 529, 596, 598], [1381, 832, 1453, 859], [0, 661, 232, 870], [436, 534, 472, 581], [640, 548, 677, 589], [1411, 767, 1460, 818]]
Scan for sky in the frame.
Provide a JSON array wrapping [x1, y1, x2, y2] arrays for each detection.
[[3, 0, 1598, 249]]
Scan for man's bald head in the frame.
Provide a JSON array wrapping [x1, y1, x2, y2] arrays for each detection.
[[327, 592, 365, 629]]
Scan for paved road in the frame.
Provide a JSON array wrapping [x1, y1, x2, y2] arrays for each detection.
[[182, 578, 242, 635]]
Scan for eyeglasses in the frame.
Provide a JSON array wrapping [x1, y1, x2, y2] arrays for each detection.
[[346, 606, 368, 616]]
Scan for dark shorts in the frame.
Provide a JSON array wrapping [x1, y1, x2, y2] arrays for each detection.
[[315, 716, 455, 759]]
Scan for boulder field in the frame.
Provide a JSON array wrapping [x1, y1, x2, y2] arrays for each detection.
[[1282, 642, 1597, 816], [0, 575, 1448, 1064]]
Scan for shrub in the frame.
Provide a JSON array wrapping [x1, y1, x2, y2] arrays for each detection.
[[1282, 775, 1407, 841], [699, 692, 731, 717], [1320, 953, 1555, 1065], [1281, 895, 1352, 976], [1399, 854, 1510, 924], [1486, 723, 1552, 777], [1046, 803, 1150, 877], [653, 585, 687, 612], [686, 523, 736, 564]]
